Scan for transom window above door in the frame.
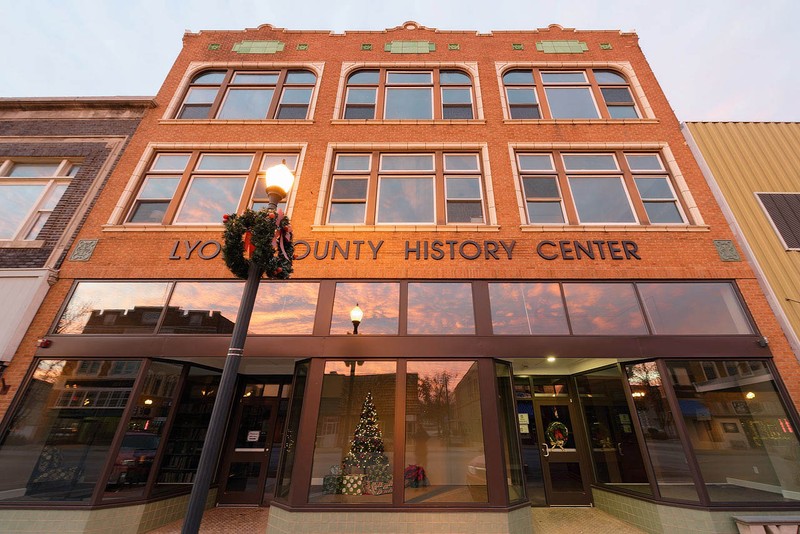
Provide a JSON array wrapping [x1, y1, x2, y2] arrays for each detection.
[[343, 68, 475, 120], [325, 151, 486, 225], [502, 68, 640, 120], [176, 68, 317, 120], [124, 150, 299, 225]]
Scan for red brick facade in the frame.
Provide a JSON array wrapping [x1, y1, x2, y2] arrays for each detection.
[[2, 22, 797, 413]]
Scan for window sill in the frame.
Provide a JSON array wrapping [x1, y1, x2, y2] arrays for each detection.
[[158, 119, 314, 125], [102, 224, 223, 232], [502, 118, 659, 125], [330, 119, 486, 125], [311, 224, 501, 232], [519, 224, 710, 232], [0, 239, 46, 249]]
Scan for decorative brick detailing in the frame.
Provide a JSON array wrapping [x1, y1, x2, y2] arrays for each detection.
[[714, 239, 741, 262], [70, 239, 98, 261]]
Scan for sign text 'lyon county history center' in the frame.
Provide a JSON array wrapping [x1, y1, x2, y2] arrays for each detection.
[[168, 238, 642, 262]]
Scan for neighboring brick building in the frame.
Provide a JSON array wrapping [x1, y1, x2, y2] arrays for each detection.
[[0, 97, 152, 416], [1, 22, 799, 534]]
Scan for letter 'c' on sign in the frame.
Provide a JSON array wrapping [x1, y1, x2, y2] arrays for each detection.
[[536, 240, 558, 260]]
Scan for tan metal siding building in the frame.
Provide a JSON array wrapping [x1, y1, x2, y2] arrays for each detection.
[[684, 122, 800, 359]]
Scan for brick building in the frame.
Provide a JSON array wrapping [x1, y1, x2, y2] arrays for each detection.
[[1, 22, 799, 534], [0, 97, 152, 415]]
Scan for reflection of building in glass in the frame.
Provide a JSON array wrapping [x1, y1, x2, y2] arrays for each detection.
[[1, 21, 800, 534]]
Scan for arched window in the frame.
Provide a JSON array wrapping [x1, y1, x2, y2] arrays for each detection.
[[343, 68, 475, 120], [176, 68, 317, 120]]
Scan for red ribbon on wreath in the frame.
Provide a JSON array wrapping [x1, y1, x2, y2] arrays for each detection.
[[271, 209, 293, 261], [243, 230, 255, 260]]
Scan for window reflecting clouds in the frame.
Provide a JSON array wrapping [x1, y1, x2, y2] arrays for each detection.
[[489, 283, 568, 334], [408, 282, 474, 335], [638, 283, 752, 334], [330, 283, 399, 335], [251, 282, 319, 334], [56, 282, 171, 334], [563, 283, 647, 335], [160, 282, 243, 334]]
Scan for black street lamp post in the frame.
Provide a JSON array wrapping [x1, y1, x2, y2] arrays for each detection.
[[181, 163, 295, 534]]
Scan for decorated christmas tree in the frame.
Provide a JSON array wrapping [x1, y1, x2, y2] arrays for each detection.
[[342, 391, 390, 474]]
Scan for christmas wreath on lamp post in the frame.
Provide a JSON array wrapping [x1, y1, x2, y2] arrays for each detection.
[[221, 161, 295, 280], [222, 208, 294, 279]]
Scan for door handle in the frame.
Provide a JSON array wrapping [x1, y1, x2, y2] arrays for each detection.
[[617, 442, 624, 456], [541, 443, 550, 458]]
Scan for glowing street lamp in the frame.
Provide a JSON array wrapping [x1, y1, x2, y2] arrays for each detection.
[[182, 163, 294, 534], [350, 303, 364, 335]]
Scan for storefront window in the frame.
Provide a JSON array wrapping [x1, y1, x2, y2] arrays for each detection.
[[56, 282, 171, 334], [330, 282, 400, 335], [309, 361, 396, 503], [0, 359, 141, 502], [564, 283, 648, 335], [626, 362, 700, 501], [496, 362, 526, 502], [637, 283, 753, 335], [488, 283, 569, 335], [667, 360, 800, 502], [153, 366, 220, 493], [103, 361, 182, 500], [407, 282, 474, 334], [276, 362, 308, 499], [576, 366, 651, 495], [159, 282, 243, 334], [251, 281, 319, 334], [405, 361, 486, 503]]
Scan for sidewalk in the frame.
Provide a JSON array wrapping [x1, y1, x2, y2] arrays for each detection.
[[148, 506, 646, 533]]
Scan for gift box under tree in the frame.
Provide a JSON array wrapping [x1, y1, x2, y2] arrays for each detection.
[[322, 474, 343, 494], [342, 473, 364, 495]]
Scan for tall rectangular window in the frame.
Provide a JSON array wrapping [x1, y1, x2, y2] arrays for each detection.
[[308, 361, 396, 503], [405, 361, 486, 503], [0, 159, 77, 240], [757, 193, 800, 249], [0, 359, 141, 503], [516, 150, 688, 226], [667, 360, 800, 503], [125, 150, 300, 225], [326, 151, 487, 226]]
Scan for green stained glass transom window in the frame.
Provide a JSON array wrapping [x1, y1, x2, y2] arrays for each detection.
[[384, 41, 436, 54], [535, 40, 589, 54], [232, 40, 286, 54]]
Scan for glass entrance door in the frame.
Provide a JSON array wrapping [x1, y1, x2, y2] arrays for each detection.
[[534, 398, 592, 505], [516, 375, 593, 506], [218, 388, 279, 505]]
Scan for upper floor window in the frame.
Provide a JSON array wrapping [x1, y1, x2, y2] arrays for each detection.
[[177, 69, 317, 120], [125, 151, 298, 225], [343, 68, 474, 120], [326, 151, 485, 225], [517, 151, 686, 225], [0, 159, 79, 240], [756, 193, 800, 250], [502, 68, 639, 120]]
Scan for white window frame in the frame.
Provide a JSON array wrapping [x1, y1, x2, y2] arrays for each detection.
[[0, 159, 75, 241]]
